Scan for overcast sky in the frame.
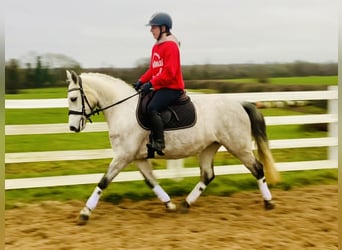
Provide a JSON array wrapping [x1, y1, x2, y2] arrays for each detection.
[[5, 0, 338, 68]]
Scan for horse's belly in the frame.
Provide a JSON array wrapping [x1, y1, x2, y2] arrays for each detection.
[[164, 129, 216, 158]]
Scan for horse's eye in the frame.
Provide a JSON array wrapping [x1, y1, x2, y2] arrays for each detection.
[[70, 97, 77, 102]]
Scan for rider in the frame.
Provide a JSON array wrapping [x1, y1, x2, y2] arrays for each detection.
[[134, 12, 185, 155]]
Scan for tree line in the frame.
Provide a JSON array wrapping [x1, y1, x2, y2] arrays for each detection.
[[5, 55, 337, 94]]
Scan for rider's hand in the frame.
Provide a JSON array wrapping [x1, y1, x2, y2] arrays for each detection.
[[133, 81, 143, 91], [141, 82, 153, 94]]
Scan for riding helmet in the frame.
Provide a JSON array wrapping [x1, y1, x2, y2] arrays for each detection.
[[146, 12, 172, 30]]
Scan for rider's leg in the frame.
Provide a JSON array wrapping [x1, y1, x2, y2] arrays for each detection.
[[146, 89, 183, 154], [148, 111, 165, 152]]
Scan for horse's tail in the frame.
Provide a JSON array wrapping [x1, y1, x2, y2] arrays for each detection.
[[242, 102, 280, 184]]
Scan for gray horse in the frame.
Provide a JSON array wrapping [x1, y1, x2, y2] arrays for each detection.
[[66, 70, 280, 225]]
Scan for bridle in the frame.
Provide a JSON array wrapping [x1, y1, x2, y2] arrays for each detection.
[[67, 75, 95, 122], [67, 75, 141, 123]]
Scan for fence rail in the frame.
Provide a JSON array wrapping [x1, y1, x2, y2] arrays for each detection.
[[4, 114, 338, 135], [5, 87, 338, 190]]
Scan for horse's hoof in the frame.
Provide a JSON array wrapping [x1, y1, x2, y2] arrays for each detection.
[[165, 201, 177, 212], [77, 207, 91, 225], [179, 200, 190, 214], [77, 214, 89, 225], [264, 200, 275, 210]]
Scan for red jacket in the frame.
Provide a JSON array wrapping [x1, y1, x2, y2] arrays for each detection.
[[139, 35, 185, 91]]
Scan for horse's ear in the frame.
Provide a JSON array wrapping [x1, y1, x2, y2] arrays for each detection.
[[66, 70, 79, 84], [66, 70, 72, 83]]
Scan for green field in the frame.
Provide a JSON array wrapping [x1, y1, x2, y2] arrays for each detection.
[[224, 75, 338, 85], [5, 76, 337, 208], [5, 87, 68, 99]]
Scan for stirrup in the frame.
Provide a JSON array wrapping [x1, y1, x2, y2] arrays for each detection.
[[153, 139, 165, 149], [146, 143, 165, 157], [147, 138, 165, 156], [147, 144, 156, 158], [147, 144, 165, 156]]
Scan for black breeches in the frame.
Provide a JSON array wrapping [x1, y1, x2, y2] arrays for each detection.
[[146, 89, 183, 115]]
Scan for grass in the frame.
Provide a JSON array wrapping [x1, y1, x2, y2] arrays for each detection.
[[5, 108, 70, 124], [5, 132, 111, 153], [269, 76, 338, 85], [5, 87, 68, 99], [224, 75, 338, 85]]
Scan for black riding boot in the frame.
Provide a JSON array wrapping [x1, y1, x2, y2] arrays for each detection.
[[148, 112, 165, 155]]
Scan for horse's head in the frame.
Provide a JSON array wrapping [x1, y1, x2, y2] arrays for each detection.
[[66, 70, 96, 132]]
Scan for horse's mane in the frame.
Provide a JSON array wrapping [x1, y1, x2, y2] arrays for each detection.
[[79, 72, 135, 101], [80, 72, 130, 87]]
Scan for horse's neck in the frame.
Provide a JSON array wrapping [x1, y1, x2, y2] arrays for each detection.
[[85, 74, 134, 108], [83, 74, 137, 123]]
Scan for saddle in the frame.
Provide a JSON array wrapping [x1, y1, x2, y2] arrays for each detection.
[[136, 91, 197, 131]]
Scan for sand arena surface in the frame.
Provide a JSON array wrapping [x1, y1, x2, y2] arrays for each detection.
[[5, 185, 338, 250]]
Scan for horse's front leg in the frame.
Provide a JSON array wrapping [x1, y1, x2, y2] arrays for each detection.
[[135, 159, 177, 211], [77, 157, 128, 225]]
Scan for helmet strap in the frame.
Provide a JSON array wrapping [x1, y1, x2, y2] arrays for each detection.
[[157, 26, 170, 40]]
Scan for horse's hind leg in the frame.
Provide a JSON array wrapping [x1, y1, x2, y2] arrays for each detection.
[[136, 159, 177, 211], [232, 149, 275, 210], [181, 143, 220, 213]]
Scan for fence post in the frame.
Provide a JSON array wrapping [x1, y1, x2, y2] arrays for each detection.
[[327, 86, 338, 162], [166, 159, 184, 181]]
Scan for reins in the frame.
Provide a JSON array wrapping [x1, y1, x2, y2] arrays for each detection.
[[87, 91, 141, 117], [68, 75, 141, 123]]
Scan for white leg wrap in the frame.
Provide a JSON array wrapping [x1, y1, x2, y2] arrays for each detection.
[[186, 181, 207, 205], [86, 186, 103, 210], [153, 184, 171, 203], [257, 177, 272, 201]]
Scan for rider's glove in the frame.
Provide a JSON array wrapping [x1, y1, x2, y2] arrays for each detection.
[[133, 81, 143, 91], [141, 82, 153, 94]]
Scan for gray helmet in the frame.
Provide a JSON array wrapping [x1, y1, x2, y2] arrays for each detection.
[[146, 12, 172, 29]]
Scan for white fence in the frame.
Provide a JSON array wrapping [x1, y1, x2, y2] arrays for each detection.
[[5, 87, 338, 190]]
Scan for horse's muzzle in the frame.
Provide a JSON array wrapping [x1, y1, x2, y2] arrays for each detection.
[[69, 125, 80, 132]]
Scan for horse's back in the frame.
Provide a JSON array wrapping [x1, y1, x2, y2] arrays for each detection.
[[189, 94, 254, 156], [190, 94, 249, 124]]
